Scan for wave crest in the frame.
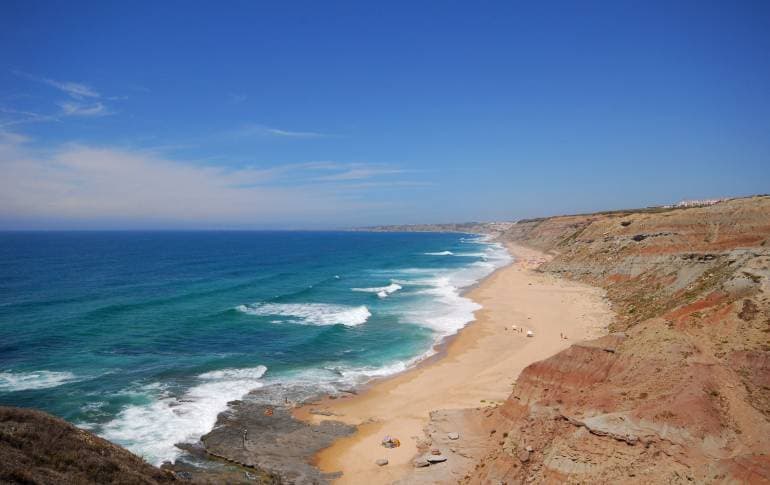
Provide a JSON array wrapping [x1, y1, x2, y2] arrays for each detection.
[[0, 370, 78, 392], [236, 303, 370, 326], [352, 282, 402, 298]]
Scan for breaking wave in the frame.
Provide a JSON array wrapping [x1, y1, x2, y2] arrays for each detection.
[[352, 282, 403, 298], [100, 365, 268, 465], [236, 303, 371, 327], [0, 370, 79, 392]]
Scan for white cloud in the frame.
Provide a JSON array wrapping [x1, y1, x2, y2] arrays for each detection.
[[265, 128, 326, 138], [233, 123, 331, 139], [317, 167, 405, 181], [10, 70, 116, 120], [0, 107, 60, 127], [58, 101, 110, 117], [0, 132, 414, 228], [13, 70, 101, 100], [228, 93, 247, 104], [43, 79, 100, 99]]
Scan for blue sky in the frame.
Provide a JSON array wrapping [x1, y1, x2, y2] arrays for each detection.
[[1, 1, 769, 229]]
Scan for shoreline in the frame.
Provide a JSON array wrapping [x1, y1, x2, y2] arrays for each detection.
[[293, 242, 614, 483], [310, 238, 515, 402]]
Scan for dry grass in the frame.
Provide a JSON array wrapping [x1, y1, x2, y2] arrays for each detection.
[[0, 407, 177, 484]]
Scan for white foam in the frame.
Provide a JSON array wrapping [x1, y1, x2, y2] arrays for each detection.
[[198, 366, 269, 380], [237, 303, 371, 327], [424, 251, 454, 256], [352, 282, 402, 298], [401, 276, 482, 335], [460, 236, 487, 243], [280, 356, 427, 395], [0, 370, 78, 392], [330, 356, 429, 384], [373, 267, 435, 275], [100, 365, 267, 465], [391, 239, 511, 337], [322, 361, 410, 387]]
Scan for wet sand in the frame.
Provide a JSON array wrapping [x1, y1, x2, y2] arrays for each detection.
[[294, 243, 613, 484]]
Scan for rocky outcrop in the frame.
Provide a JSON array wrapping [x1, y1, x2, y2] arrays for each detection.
[[200, 401, 355, 484], [461, 195, 770, 483], [0, 406, 177, 484]]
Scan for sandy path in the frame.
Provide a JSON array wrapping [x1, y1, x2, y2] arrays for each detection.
[[294, 243, 613, 484]]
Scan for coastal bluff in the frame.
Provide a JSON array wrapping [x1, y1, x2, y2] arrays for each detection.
[[0, 406, 177, 484], [380, 195, 770, 483]]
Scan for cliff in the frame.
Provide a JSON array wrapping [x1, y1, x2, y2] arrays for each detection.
[[352, 222, 517, 238], [0, 406, 286, 484], [0, 407, 177, 484], [462, 195, 770, 483]]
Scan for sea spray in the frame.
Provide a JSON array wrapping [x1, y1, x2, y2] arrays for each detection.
[[100, 366, 268, 465]]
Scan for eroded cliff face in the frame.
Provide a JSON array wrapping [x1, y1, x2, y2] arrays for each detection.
[[466, 196, 770, 484]]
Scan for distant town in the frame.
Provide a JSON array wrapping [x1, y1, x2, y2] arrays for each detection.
[[663, 197, 732, 208]]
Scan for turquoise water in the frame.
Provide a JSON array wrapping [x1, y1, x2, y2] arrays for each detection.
[[0, 231, 509, 464]]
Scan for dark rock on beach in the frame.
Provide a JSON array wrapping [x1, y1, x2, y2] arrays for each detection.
[[201, 401, 355, 484]]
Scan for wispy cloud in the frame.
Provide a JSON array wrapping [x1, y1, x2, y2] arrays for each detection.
[[9, 70, 118, 121], [317, 166, 406, 181], [58, 101, 111, 117], [0, 132, 419, 228], [43, 78, 100, 99], [267, 128, 327, 138], [13, 69, 100, 100], [331, 180, 434, 190], [0, 107, 59, 127], [232, 123, 333, 139], [228, 93, 248, 104]]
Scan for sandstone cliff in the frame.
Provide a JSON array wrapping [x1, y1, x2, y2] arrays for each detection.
[[464, 196, 770, 483]]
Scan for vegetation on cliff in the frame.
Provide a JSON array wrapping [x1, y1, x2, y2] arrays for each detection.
[[463, 195, 770, 483], [0, 407, 176, 484]]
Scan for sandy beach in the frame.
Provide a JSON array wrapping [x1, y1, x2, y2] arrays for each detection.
[[295, 242, 614, 484]]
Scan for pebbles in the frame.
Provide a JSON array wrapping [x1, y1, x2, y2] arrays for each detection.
[[414, 449, 449, 467], [518, 449, 530, 463], [375, 458, 388, 466], [427, 455, 448, 463]]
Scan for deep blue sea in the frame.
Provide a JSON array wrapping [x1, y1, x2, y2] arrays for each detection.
[[0, 231, 509, 464]]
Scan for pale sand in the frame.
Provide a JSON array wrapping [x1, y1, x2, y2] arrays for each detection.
[[294, 243, 613, 484]]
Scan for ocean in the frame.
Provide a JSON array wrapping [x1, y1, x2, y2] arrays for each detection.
[[0, 231, 509, 465]]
